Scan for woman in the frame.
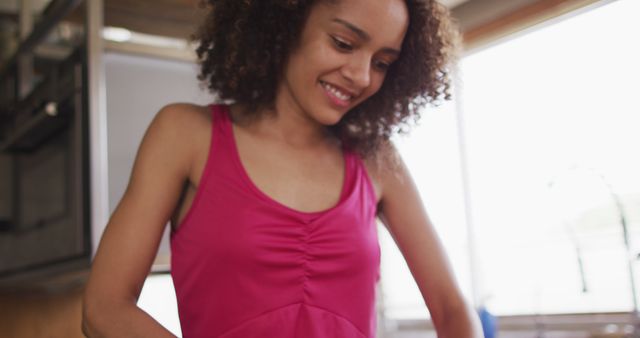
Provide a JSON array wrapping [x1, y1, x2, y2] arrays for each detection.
[[82, 0, 483, 337]]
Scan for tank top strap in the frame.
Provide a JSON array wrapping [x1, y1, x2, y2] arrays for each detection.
[[339, 147, 355, 201], [208, 104, 234, 156], [210, 103, 230, 133], [191, 104, 232, 195], [344, 148, 378, 209]]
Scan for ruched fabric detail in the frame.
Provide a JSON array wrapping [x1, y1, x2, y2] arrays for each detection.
[[218, 303, 366, 338], [170, 105, 380, 338]]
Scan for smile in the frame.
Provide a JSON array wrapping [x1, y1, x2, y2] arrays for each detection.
[[320, 81, 353, 105]]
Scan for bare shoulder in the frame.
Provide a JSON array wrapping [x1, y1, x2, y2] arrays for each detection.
[[149, 102, 212, 154], [153, 102, 212, 136], [362, 141, 404, 205]]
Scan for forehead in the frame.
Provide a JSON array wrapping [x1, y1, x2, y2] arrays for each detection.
[[310, 0, 409, 48]]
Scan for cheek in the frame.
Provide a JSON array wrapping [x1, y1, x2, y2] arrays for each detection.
[[291, 52, 324, 85], [285, 53, 315, 89]]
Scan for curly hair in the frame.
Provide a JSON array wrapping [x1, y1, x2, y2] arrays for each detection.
[[191, 0, 458, 159]]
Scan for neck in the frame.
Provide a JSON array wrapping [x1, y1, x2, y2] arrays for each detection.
[[230, 101, 336, 150]]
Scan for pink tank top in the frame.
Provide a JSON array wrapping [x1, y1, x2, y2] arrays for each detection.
[[170, 104, 381, 338]]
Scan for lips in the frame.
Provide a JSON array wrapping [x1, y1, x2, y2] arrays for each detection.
[[320, 80, 355, 107]]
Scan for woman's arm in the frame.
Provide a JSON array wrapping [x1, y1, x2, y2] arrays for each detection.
[[376, 144, 483, 338], [82, 104, 200, 337]]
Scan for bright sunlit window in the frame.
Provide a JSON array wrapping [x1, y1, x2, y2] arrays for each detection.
[[381, 96, 473, 321], [459, 0, 640, 315], [137, 274, 181, 336]]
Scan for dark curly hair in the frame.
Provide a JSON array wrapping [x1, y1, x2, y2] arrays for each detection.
[[191, 0, 458, 159]]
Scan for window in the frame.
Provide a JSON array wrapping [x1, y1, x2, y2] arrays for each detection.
[[459, 0, 640, 315], [380, 97, 474, 320], [137, 273, 182, 336]]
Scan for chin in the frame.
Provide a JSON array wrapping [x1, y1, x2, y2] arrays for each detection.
[[315, 108, 347, 126]]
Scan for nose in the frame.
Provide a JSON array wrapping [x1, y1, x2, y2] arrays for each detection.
[[340, 54, 371, 89]]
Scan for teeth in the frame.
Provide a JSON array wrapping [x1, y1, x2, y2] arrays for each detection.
[[321, 82, 352, 101]]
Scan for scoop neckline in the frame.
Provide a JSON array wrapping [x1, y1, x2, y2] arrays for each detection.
[[220, 105, 352, 217]]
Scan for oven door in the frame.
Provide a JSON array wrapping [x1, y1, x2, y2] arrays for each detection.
[[0, 49, 90, 287]]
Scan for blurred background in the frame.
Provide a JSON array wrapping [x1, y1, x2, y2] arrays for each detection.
[[0, 0, 638, 337]]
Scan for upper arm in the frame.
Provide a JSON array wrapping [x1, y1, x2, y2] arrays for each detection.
[[376, 144, 467, 325], [85, 103, 197, 307]]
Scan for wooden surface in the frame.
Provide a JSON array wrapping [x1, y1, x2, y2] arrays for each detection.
[[0, 282, 85, 338], [67, 0, 207, 39], [462, 0, 600, 49], [104, 0, 205, 39]]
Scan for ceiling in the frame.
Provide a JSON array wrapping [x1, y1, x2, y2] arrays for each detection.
[[1, 0, 472, 40], [96, 0, 472, 39], [93, 0, 205, 39], [99, 0, 472, 40]]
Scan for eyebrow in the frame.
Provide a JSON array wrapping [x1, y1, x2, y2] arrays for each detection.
[[331, 18, 401, 56]]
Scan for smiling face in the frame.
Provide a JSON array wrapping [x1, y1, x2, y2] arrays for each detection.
[[276, 0, 409, 126]]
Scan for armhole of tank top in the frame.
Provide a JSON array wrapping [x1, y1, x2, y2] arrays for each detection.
[[338, 150, 352, 201], [357, 155, 379, 214], [172, 104, 219, 237]]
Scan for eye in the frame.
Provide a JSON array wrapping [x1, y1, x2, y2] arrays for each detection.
[[373, 59, 391, 72], [331, 36, 353, 51]]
